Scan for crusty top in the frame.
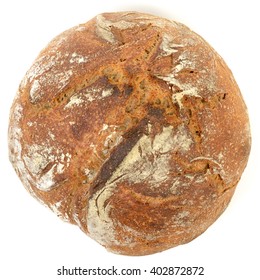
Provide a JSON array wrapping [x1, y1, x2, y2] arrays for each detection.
[[9, 12, 251, 255]]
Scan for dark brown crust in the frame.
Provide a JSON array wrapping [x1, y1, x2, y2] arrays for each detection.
[[8, 11, 251, 256], [89, 118, 149, 197]]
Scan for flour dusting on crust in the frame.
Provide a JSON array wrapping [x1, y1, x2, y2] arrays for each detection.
[[87, 123, 194, 246], [22, 143, 72, 191]]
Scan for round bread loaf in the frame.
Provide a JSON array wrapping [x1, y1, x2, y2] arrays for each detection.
[[8, 12, 251, 255]]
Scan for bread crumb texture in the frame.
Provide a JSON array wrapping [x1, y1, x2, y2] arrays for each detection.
[[8, 12, 251, 255]]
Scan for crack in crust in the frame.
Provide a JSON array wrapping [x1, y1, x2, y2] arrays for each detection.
[[89, 118, 149, 198]]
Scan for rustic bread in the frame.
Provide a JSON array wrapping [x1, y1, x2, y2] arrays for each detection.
[[8, 12, 251, 255]]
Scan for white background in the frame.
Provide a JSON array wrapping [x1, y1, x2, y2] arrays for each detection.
[[1, 0, 259, 279]]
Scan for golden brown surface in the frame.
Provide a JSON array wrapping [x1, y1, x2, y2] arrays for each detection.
[[8, 12, 251, 255]]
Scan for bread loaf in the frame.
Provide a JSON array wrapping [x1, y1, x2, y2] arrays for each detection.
[[8, 12, 251, 255]]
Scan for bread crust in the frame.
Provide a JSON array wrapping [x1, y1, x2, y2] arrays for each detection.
[[9, 12, 251, 255]]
